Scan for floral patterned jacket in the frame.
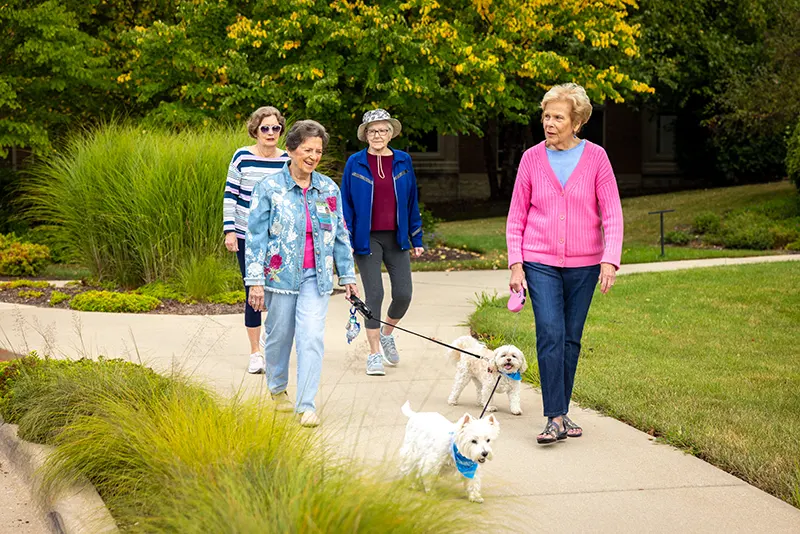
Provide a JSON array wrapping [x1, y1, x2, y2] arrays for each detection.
[[243, 164, 356, 295]]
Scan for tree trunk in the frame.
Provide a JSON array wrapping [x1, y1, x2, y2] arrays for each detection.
[[482, 119, 500, 199]]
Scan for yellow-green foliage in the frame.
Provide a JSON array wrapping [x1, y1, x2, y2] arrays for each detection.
[[0, 279, 50, 290], [207, 291, 245, 305], [0, 234, 50, 277], [49, 291, 70, 306], [0, 357, 482, 533], [17, 289, 44, 299], [69, 291, 160, 313]]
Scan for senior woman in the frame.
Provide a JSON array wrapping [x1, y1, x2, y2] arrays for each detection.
[[223, 106, 290, 375], [341, 109, 424, 377], [506, 83, 623, 444], [245, 120, 358, 427]]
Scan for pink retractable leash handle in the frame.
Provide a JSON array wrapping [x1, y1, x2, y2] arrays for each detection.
[[507, 287, 526, 313]]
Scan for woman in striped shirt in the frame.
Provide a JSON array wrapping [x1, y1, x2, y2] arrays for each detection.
[[223, 106, 290, 374], [506, 83, 623, 445]]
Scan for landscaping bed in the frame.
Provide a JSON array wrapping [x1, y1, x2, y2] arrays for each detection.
[[469, 261, 800, 508]]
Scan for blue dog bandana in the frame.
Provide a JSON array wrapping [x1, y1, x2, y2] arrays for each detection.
[[450, 434, 478, 479], [502, 370, 522, 381]]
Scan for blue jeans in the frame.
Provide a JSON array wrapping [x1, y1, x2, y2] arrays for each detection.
[[523, 262, 600, 417], [262, 269, 329, 413]]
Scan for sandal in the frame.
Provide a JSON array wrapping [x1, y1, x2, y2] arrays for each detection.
[[537, 419, 567, 444], [562, 415, 583, 438]]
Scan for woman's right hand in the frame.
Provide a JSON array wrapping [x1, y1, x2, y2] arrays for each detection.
[[509, 263, 526, 293], [248, 285, 265, 311], [224, 233, 239, 252]]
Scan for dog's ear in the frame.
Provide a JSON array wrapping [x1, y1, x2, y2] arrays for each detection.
[[487, 414, 500, 427], [458, 413, 473, 427], [518, 351, 529, 373]]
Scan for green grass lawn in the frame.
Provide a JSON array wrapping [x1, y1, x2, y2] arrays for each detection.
[[432, 181, 797, 267], [469, 261, 800, 507]]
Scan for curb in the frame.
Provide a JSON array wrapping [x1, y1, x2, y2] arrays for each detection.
[[0, 423, 118, 534]]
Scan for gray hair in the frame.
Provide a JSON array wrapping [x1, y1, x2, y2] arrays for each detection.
[[540, 83, 593, 131], [285, 120, 330, 151], [246, 106, 286, 139]]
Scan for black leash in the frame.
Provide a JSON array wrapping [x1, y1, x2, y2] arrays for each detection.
[[348, 295, 503, 418]]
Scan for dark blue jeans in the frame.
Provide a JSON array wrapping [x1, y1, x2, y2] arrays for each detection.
[[523, 261, 600, 417], [236, 238, 262, 328]]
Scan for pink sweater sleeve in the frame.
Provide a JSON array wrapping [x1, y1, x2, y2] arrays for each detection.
[[595, 152, 624, 269], [506, 151, 532, 267]]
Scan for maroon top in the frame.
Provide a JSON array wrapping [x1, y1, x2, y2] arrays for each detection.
[[367, 153, 397, 231]]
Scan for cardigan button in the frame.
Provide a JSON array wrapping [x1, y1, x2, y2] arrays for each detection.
[[559, 215, 565, 220], [559, 238, 564, 244], [558, 258, 564, 264], [560, 191, 565, 197]]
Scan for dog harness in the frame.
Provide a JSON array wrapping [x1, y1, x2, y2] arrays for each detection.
[[449, 433, 478, 479]]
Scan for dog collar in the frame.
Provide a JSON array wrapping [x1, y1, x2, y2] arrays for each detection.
[[502, 370, 522, 381], [450, 434, 478, 479]]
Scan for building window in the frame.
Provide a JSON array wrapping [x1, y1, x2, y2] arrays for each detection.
[[656, 115, 676, 156]]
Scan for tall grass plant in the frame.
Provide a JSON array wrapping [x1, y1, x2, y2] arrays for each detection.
[[1, 357, 481, 533]]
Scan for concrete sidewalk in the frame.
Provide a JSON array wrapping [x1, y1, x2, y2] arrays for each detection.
[[1, 255, 799, 532]]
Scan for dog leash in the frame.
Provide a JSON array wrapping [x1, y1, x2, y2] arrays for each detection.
[[347, 295, 485, 360]]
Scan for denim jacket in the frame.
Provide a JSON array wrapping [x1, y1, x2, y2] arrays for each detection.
[[244, 164, 357, 295]]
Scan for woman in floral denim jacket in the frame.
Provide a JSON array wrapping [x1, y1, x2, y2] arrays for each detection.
[[244, 120, 358, 427]]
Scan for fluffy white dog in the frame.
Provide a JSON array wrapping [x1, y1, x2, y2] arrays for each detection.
[[399, 401, 499, 503], [446, 335, 527, 415]]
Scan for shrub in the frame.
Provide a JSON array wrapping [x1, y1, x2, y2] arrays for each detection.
[[49, 291, 70, 306], [0, 233, 50, 276], [17, 289, 44, 299], [69, 290, 161, 313], [419, 202, 442, 247], [665, 230, 692, 245], [176, 256, 241, 302], [0, 280, 50, 290], [207, 290, 245, 305], [719, 218, 775, 249], [788, 119, 800, 192], [135, 281, 184, 301], [693, 212, 722, 235], [786, 239, 800, 251]]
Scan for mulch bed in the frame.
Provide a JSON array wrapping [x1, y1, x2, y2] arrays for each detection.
[[0, 284, 243, 315], [410, 245, 481, 262]]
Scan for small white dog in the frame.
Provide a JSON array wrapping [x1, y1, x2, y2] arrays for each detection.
[[399, 401, 499, 503], [446, 335, 527, 415]]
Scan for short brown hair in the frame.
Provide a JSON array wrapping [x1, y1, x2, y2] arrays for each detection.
[[247, 106, 286, 139]]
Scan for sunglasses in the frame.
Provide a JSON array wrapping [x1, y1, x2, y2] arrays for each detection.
[[259, 125, 283, 134]]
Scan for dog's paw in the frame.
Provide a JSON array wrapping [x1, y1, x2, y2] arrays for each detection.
[[511, 408, 523, 415], [469, 495, 484, 504], [485, 405, 497, 413], [447, 398, 458, 406]]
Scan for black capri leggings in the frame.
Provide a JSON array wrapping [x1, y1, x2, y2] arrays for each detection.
[[236, 238, 262, 328], [354, 231, 413, 330]]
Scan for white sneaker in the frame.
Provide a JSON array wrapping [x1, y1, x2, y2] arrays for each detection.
[[299, 411, 320, 427], [247, 352, 265, 374]]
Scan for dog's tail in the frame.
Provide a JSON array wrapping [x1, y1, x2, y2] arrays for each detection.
[[447, 335, 482, 365], [401, 400, 415, 418]]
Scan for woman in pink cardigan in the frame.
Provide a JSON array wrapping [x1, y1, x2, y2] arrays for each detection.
[[506, 83, 623, 445]]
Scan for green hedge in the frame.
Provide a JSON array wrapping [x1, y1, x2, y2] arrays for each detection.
[[69, 290, 161, 313], [788, 119, 800, 192]]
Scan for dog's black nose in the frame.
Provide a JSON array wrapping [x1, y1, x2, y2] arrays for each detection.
[[481, 450, 489, 457]]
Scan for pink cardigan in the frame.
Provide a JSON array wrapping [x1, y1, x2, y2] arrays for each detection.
[[506, 141, 623, 269]]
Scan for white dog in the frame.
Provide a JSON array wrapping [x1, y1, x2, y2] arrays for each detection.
[[446, 335, 527, 415], [399, 401, 499, 503]]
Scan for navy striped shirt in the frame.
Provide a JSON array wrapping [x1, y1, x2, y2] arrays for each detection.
[[223, 147, 289, 238]]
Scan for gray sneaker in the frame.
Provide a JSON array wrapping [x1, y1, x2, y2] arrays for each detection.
[[366, 353, 385, 376], [380, 331, 400, 366]]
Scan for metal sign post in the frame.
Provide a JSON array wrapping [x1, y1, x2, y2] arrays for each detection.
[[648, 209, 675, 257]]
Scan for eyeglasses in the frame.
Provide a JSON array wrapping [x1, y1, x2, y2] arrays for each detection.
[[259, 125, 282, 134], [367, 128, 390, 137]]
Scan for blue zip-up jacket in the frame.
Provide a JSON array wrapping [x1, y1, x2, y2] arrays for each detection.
[[244, 164, 356, 295], [341, 148, 424, 255]]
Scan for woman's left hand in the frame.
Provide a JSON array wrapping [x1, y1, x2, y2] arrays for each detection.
[[412, 247, 424, 258], [344, 283, 359, 299], [598, 262, 616, 294]]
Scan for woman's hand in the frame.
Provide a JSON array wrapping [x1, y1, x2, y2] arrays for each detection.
[[412, 247, 424, 258], [224, 233, 238, 252], [344, 283, 359, 300], [248, 285, 265, 311], [598, 262, 616, 294], [509, 263, 526, 293]]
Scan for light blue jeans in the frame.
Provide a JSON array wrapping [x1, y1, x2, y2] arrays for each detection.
[[263, 269, 329, 414]]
